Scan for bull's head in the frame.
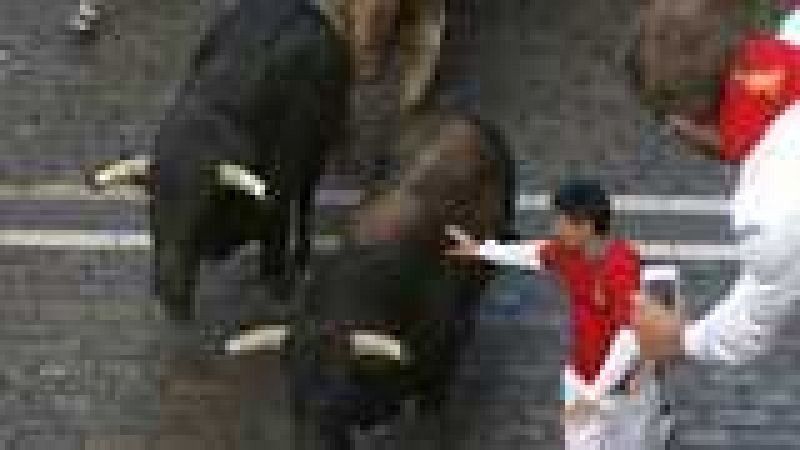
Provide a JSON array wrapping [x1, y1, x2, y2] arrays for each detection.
[[89, 158, 410, 364], [88, 157, 274, 201]]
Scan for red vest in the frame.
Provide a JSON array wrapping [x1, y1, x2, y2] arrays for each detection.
[[541, 240, 640, 383]]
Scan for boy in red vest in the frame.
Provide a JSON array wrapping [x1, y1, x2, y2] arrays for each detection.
[[447, 180, 661, 449]]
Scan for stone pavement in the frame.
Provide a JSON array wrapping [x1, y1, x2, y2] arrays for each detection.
[[0, 0, 798, 449]]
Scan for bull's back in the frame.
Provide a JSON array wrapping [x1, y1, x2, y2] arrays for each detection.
[[153, 0, 347, 174], [150, 0, 347, 232]]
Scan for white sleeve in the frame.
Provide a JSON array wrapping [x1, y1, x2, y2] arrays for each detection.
[[475, 240, 542, 270], [683, 104, 800, 364], [682, 257, 796, 364], [682, 196, 800, 364], [569, 328, 640, 401]]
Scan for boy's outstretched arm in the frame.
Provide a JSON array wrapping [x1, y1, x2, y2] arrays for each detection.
[[445, 225, 547, 270]]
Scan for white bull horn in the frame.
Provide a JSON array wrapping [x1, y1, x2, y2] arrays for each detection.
[[349, 330, 407, 363], [91, 159, 268, 198], [217, 163, 273, 201], [92, 156, 152, 187], [225, 324, 290, 355]]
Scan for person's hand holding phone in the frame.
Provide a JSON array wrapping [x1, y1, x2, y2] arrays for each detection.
[[637, 266, 686, 363], [444, 225, 481, 259], [637, 301, 684, 363]]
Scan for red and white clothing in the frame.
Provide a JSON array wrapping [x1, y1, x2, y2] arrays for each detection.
[[476, 239, 641, 400], [718, 10, 800, 161], [476, 238, 670, 449], [542, 240, 640, 391], [683, 8, 800, 364]]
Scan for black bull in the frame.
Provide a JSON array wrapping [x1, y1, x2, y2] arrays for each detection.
[[115, 0, 514, 444], [282, 113, 515, 449], [149, 108, 514, 446], [150, 0, 349, 321]]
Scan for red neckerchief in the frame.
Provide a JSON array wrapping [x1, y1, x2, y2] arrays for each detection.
[[719, 32, 800, 161]]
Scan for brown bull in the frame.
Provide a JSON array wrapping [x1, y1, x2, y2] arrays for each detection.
[[284, 110, 514, 450]]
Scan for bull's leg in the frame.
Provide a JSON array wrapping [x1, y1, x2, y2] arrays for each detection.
[[286, 322, 356, 450], [291, 393, 354, 450], [151, 160, 216, 323], [155, 235, 199, 322], [288, 184, 314, 299], [259, 197, 290, 298], [258, 171, 314, 305]]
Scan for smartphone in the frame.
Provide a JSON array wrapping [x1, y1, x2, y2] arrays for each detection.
[[610, 265, 683, 395], [640, 264, 680, 433], [641, 265, 681, 312]]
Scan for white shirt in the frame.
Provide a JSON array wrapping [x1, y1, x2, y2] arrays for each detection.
[[683, 101, 800, 363], [778, 9, 800, 47]]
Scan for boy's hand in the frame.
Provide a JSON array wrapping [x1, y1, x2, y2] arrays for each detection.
[[444, 238, 480, 259], [443, 225, 480, 259]]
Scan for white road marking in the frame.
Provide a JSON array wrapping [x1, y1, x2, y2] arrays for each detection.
[[0, 230, 151, 249], [638, 243, 743, 261], [0, 184, 148, 202], [0, 179, 732, 213], [0, 229, 744, 261], [517, 194, 732, 213]]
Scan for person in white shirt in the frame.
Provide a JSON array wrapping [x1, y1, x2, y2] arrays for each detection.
[[640, 104, 800, 365], [638, 9, 800, 366]]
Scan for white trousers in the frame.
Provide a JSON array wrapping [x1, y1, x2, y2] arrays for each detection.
[[563, 382, 671, 450]]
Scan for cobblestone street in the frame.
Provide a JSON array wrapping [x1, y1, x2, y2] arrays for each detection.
[[0, 0, 796, 449]]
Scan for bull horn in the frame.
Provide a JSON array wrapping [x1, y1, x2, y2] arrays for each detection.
[[89, 160, 268, 197], [217, 163, 273, 201], [91, 156, 152, 188], [349, 330, 406, 363], [225, 324, 290, 355]]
